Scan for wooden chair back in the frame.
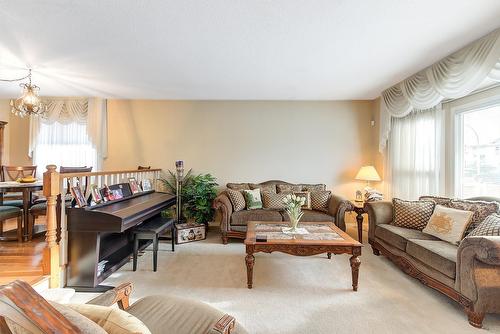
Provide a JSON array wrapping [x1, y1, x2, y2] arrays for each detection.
[[138, 165, 151, 170], [60, 166, 93, 195], [1, 166, 37, 182], [0, 280, 82, 333]]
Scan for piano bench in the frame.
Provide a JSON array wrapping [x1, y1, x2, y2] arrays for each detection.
[[132, 217, 175, 272]]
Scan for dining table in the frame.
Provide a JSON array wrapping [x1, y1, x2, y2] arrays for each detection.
[[0, 180, 43, 240]]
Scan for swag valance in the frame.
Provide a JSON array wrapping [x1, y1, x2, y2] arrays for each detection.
[[28, 98, 108, 160], [379, 28, 500, 152]]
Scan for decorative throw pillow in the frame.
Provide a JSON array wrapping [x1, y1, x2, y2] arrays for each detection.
[[50, 302, 109, 334], [422, 205, 474, 244], [301, 184, 326, 192], [68, 304, 152, 334], [468, 213, 500, 237], [450, 199, 500, 236], [277, 184, 302, 193], [262, 192, 288, 209], [294, 191, 311, 209], [392, 198, 435, 230], [226, 189, 246, 212], [242, 189, 263, 210], [310, 191, 331, 211], [249, 183, 276, 194], [226, 183, 250, 191], [419, 195, 453, 207]]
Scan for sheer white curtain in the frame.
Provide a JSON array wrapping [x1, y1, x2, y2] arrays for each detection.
[[33, 122, 97, 176], [388, 106, 442, 200], [29, 98, 107, 174]]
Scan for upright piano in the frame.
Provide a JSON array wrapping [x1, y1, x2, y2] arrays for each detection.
[[66, 191, 176, 291]]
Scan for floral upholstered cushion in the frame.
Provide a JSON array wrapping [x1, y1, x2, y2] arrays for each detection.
[[242, 189, 263, 210], [419, 196, 453, 207], [468, 213, 500, 237], [300, 184, 326, 192], [226, 183, 250, 191], [249, 183, 276, 194], [423, 205, 474, 244], [277, 184, 302, 193], [449, 199, 500, 236], [227, 189, 246, 212], [392, 198, 435, 231]]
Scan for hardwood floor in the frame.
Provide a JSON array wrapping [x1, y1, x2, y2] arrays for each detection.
[[0, 233, 47, 286]]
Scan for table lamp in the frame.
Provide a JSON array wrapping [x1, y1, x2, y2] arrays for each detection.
[[354, 166, 381, 201]]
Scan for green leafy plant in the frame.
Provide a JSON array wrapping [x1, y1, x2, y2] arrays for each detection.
[[183, 174, 218, 225], [160, 170, 218, 225]]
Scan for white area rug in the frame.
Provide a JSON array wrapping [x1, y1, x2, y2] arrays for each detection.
[[73, 224, 500, 333]]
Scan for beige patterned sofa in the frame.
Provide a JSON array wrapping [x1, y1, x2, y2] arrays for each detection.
[[366, 196, 500, 328], [213, 180, 351, 244]]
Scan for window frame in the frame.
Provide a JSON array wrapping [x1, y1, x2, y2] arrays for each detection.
[[444, 85, 500, 198]]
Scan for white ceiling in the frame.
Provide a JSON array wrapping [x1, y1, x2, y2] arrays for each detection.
[[0, 0, 499, 100]]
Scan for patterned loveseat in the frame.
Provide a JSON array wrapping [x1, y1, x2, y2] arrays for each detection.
[[366, 196, 500, 328], [213, 180, 351, 244]]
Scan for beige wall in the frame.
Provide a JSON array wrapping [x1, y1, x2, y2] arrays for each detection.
[[1, 99, 380, 198], [105, 100, 378, 197]]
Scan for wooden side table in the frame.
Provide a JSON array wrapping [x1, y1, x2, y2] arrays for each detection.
[[349, 200, 366, 243]]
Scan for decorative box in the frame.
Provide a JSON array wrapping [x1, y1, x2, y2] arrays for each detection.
[[175, 223, 206, 244]]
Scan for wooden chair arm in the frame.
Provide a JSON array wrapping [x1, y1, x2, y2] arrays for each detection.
[[86, 282, 133, 310], [210, 314, 236, 334]]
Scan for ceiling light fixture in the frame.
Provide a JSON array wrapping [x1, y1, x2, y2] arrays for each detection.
[[0, 69, 47, 118]]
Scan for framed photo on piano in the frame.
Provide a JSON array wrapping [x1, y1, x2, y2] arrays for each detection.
[[128, 177, 141, 194], [142, 178, 153, 191], [90, 184, 103, 204], [70, 185, 87, 208]]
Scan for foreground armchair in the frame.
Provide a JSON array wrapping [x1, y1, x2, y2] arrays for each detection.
[[0, 280, 246, 334]]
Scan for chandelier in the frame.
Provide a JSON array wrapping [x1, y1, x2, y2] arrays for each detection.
[[0, 69, 47, 118]]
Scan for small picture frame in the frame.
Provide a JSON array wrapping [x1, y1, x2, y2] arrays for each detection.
[[100, 185, 114, 202], [70, 185, 87, 208], [142, 178, 153, 191], [128, 177, 141, 194], [111, 188, 124, 200], [90, 184, 102, 204]]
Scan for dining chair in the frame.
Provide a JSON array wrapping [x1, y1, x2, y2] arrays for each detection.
[[28, 166, 93, 241], [0, 206, 23, 242], [0, 166, 38, 207]]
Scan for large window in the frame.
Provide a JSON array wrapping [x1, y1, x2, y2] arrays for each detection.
[[455, 103, 500, 198], [33, 122, 97, 176]]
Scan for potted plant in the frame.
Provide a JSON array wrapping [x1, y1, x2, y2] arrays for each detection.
[[160, 171, 218, 226]]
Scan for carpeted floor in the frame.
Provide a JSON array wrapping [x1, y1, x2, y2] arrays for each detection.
[[73, 221, 500, 333]]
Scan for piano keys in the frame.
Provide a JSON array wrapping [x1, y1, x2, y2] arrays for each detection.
[[66, 191, 176, 291]]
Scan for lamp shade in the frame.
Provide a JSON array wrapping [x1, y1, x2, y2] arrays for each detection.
[[355, 166, 381, 182]]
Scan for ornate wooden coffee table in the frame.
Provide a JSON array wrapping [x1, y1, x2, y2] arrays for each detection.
[[244, 221, 362, 290]]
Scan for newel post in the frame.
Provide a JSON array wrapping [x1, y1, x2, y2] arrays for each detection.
[[43, 164, 61, 288]]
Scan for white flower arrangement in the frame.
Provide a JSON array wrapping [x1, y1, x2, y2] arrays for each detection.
[[283, 194, 305, 231]]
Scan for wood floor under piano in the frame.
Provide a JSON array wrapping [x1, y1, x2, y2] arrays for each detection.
[[0, 234, 48, 285]]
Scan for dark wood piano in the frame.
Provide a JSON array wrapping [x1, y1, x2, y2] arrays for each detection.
[[66, 191, 176, 291]]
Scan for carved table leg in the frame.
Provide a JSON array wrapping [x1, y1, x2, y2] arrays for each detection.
[[245, 254, 255, 289], [356, 210, 363, 243], [350, 255, 361, 291], [327, 252, 332, 259]]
